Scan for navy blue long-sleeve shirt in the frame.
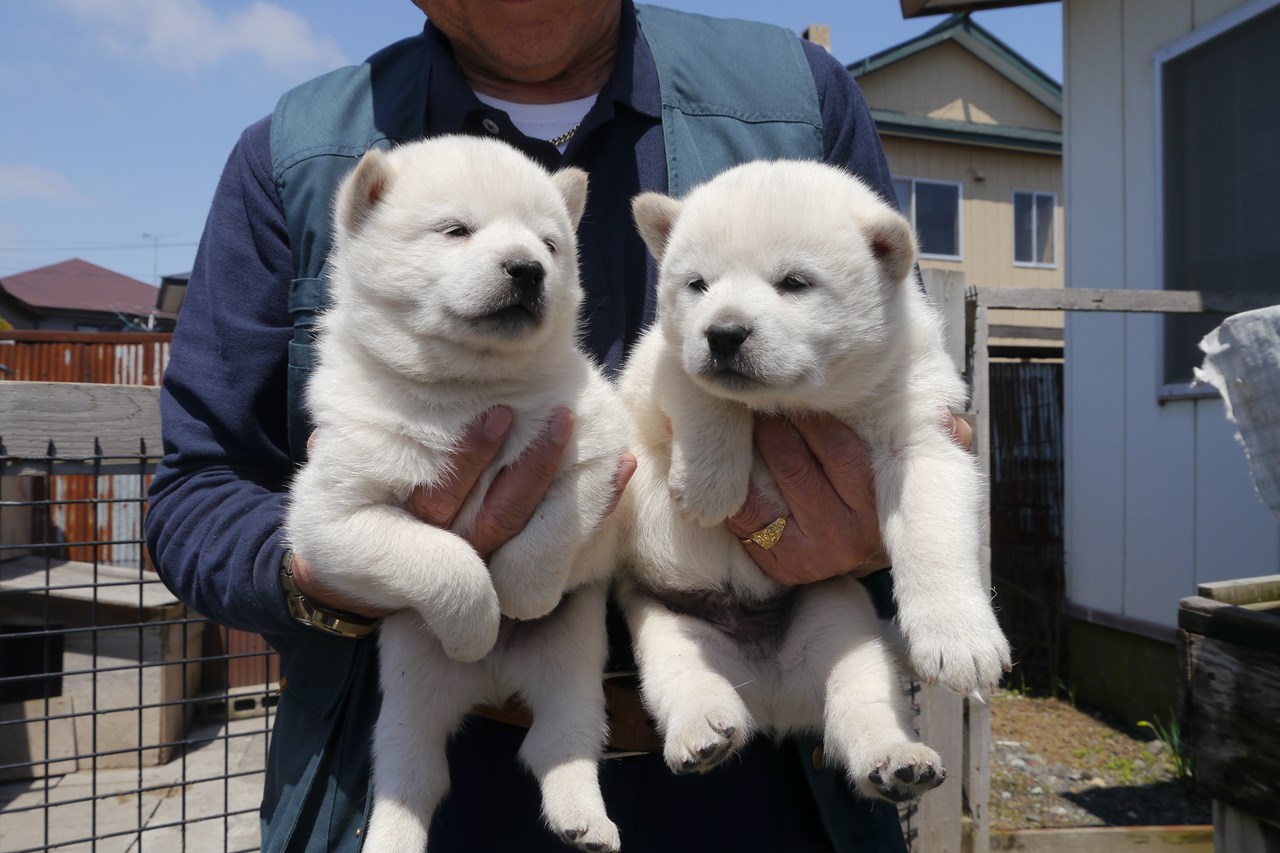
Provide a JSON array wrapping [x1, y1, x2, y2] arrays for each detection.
[[145, 9, 895, 642]]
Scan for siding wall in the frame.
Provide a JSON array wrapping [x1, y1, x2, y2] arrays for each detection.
[[858, 41, 1062, 131], [880, 136, 1064, 335], [1063, 0, 1280, 629]]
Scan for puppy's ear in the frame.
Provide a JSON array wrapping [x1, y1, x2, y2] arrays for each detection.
[[336, 148, 394, 236], [632, 192, 683, 264], [552, 167, 589, 230], [860, 209, 918, 284]]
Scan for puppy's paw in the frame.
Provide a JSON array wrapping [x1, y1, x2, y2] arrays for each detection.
[[662, 706, 749, 774], [488, 545, 569, 621], [900, 598, 1012, 696], [668, 458, 748, 527], [551, 813, 621, 853], [425, 565, 501, 663], [848, 742, 946, 803]]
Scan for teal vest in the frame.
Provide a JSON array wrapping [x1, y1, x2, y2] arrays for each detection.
[[262, 8, 870, 853]]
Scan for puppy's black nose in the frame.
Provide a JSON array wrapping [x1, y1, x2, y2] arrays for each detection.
[[503, 258, 545, 311], [706, 323, 751, 362], [504, 258, 545, 291]]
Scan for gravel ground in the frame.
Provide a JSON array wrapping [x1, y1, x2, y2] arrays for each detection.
[[988, 689, 1212, 830]]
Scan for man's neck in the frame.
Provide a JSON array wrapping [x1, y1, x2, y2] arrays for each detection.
[[453, 9, 620, 104]]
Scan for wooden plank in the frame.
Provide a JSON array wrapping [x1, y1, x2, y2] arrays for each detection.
[[1184, 634, 1280, 818], [1178, 596, 1280, 648], [921, 269, 968, 372], [990, 825, 1213, 852], [915, 685, 964, 852], [1198, 575, 1280, 606], [912, 268, 967, 850], [971, 288, 1280, 314], [967, 296, 993, 853], [0, 381, 161, 462]]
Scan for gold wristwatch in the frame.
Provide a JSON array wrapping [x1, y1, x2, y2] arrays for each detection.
[[279, 550, 381, 638]]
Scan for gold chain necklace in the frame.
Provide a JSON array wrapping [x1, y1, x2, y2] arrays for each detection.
[[548, 122, 582, 147]]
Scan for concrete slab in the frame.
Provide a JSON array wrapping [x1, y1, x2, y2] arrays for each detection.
[[0, 716, 268, 853]]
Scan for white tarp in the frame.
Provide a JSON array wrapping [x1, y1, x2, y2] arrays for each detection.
[[1195, 305, 1280, 517]]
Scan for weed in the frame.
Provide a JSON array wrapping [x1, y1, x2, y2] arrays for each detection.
[[1138, 711, 1194, 781]]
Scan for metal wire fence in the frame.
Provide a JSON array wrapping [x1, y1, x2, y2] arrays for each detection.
[[0, 446, 277, 853]]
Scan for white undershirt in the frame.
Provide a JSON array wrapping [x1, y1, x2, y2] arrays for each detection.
[[473, 92, 598, 152]]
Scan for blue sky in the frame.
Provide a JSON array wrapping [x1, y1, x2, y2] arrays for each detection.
[[0, 0, 1062, 288]]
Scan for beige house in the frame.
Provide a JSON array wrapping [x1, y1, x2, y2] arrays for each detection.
[[850, 14, 1064, 350], [899, 0, 1280, 720]]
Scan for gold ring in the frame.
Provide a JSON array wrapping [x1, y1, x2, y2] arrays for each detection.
[[741, 516, 787, 551]]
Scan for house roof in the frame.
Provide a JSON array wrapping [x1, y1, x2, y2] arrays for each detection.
[[899, 0, 1058, 20], [870, 108, 1061, 152], [0, 259, 159, 316], [849, 13, 1062, 115]]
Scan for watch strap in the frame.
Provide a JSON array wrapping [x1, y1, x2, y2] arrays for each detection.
[[279, 550, 381, 638]]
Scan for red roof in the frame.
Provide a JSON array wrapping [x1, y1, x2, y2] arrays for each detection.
[[1, 259, 159, 315]]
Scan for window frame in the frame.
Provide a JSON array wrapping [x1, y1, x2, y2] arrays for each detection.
[[894, 176, 964, 263], [1152, 0, 1280, 400], [1011, 189, 1058, 270]]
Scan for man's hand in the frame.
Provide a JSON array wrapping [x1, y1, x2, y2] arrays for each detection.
[[724, 411, 972, 586], [290, 406, 635, 617]]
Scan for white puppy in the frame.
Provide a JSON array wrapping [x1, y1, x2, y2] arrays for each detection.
[[617, 159, 1011, 803], [285, 136, 625, 853]]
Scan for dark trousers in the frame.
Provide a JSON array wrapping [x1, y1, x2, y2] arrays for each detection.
[[430, 717, 906, 852]]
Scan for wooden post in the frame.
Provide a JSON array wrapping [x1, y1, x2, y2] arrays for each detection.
[[913, 270, 969, 852], [967, 285, 994, 853]]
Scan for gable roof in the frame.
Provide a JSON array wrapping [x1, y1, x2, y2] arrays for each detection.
[[849, 13, 1062, 115], [1, 259, 159, 316]]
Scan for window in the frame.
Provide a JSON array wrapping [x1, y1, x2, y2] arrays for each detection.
[[894, 177, 962, 260], [1013, 191, 1056, 267], [1156, 1, 1280, 388]]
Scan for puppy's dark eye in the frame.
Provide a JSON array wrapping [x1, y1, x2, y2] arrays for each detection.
[[687, 278, 708, 293], [778, 274, 811, 293], [440, 223, 471, 238], [544, 238, 557, 254]]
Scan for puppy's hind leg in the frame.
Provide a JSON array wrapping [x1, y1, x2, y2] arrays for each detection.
[[361, 612, 483, 853], [505, 584, 618, 852], [781, 579, 944, 805], [621, 585, 756, 775]]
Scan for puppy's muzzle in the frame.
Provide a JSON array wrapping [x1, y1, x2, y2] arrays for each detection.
[[504, 258, 545, 313], [706, 322, 751, 366]]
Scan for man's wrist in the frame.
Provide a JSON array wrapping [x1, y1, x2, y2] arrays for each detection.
[[279, 550, 381, 638]]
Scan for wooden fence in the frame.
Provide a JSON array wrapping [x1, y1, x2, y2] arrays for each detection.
[[0, 330, 275, 691]]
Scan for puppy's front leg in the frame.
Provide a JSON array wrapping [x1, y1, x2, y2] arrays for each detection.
[[665, 370, 754, 526], [487, 452, 618, 620], [874, 435, 1011, 696], [295, 500, 500, 662]]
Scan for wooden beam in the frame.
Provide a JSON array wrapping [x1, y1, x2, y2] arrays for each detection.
[[969, 288, 1279, 314], [989, 825, 1213, 851], [0, 381, 161, 471]]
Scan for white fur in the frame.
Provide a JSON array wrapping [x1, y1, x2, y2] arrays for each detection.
[[619, 159, 1011, 802], [285, 136, 625, 853]]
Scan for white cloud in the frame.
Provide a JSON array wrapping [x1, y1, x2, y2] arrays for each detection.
[[56, 0, 348, 77], [0, 164, 91, 204]]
